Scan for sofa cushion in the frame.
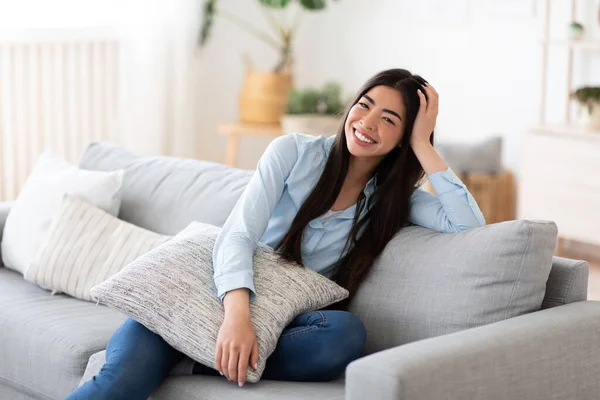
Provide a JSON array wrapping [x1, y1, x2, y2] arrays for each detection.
[[78, 142, 253, 235], [90, 222, 349, 383], [436, 136, 503, 175], [349, 220, 558, 354], [2, 152, 124, 275], [0, 268, 126, 399], [154, 375, 345, 400], [25, 194, 171, 302], [81, 350, 345, 400]]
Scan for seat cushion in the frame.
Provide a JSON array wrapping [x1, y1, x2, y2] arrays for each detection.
[[82, 350, 345, 400], [152, 375, 345, 400], [78, 142, 253, 235], [0, 268, 126, 399]]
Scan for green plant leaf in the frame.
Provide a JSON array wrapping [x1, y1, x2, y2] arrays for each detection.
[[287, 82, 345, 115], [573, 86, 600, 104], [259, 0, 292, 8], [198, 0, 218, 46], [299, 0, 327, 10]]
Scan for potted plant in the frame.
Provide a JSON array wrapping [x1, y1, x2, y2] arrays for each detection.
[[568, 21, 585, 40], [281, 82, 345, 135], [572, 86, 600, 130], [199, 0, 339, 125]]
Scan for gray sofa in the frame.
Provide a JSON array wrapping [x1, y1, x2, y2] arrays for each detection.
[[1, 142, 599, 400]]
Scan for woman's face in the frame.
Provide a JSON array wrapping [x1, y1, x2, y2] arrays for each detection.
[[344, 85, 407, 159]]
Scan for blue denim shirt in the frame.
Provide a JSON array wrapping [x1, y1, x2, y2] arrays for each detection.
[[213, 133, 486, 302]]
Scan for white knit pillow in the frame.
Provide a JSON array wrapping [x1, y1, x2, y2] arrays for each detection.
[[25, 195, 171, 301], [1, 152, 124, 275], [90, 222, 349, 383]]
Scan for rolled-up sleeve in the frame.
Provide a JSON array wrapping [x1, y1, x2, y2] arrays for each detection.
[[408, 167, 486, 233], [213, 134, 299, 302]]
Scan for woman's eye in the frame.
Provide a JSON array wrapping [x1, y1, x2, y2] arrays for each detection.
[[358, 102, 369, 109], [383, 117, 395, 125]]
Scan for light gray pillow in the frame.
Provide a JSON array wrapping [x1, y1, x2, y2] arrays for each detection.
[[436, 136, 503, 175], [348, 219, 558, 354], [25, 194, 171, 301], [90, 222, 348, 383]]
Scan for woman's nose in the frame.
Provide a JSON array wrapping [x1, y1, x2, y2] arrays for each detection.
[[361, 111, 377, 131]]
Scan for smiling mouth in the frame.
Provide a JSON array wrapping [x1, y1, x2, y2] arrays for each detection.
[[353, 127, 377, 144]]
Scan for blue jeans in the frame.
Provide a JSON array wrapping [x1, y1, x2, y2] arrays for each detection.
[[67, 310, 366, 400]]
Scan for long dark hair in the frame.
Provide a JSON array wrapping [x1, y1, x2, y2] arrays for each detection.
[[276, 69, 434, 310]]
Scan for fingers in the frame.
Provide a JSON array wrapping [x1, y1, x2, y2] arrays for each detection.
[[237, 347, 251, 386], [221, 345, 230, 380], [422, 83, 439, 112], [417, 88, 427, 111], [250, 341, 259, 371], [228, 346, 239, 383], [215, 343, 223, 376]]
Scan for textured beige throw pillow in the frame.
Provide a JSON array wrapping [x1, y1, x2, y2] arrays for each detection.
[[25, 194, 171, 301], [90, 222, 349, 383]]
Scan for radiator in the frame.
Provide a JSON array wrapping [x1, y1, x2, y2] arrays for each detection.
[[0, 37, 120, 201]]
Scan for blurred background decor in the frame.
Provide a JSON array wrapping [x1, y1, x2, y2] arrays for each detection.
[[282, 81, 344, 135], [199, 0, 339, 124], [568, 21, 585, 39], [424, 136, 516, 225], [572, 86, 600, 129]]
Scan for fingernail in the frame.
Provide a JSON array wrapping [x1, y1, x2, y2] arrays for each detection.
[[254, 362, 258, 370], [239, 382, 244, 387], [219, 371, 223, 376]]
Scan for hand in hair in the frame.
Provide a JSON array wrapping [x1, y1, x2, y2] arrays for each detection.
[[410, 83, 439, 148]]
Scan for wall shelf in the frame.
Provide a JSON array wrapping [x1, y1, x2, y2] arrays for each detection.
[[529, 124, 600, 141], [541, 39, 600, 50]]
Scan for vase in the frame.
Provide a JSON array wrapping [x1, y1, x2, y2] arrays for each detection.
[[578, 102, 600, 130], [238, 68, 292, 125]]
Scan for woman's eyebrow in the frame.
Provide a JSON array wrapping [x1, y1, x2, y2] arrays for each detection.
[[363, 95, 403, 121]]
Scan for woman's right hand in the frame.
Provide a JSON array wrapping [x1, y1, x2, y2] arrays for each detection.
[[216, 289, 259, 387]]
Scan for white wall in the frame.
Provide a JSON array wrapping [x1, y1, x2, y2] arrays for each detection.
[[195, 0, 600, 171], [0, 0, 201, 158], [1, 0, 598, 170]]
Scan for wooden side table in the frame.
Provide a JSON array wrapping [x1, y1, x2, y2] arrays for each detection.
[[217, 123, 283, 167]]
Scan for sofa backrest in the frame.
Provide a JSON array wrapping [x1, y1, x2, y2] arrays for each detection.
[[79, 142, 588, 341], [79, 142, 252, 235]]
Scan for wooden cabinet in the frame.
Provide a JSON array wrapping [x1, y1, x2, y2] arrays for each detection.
[[518, 128, 600, 246]]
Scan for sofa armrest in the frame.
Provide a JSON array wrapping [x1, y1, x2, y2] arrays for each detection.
[[0, 201, 14, 267], [346, 301, 600, 400], [542, 256, 589, 309]]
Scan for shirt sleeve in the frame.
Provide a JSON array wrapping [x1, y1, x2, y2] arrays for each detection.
[[212, 134, 299, 303], [408, 167, 486, 233]]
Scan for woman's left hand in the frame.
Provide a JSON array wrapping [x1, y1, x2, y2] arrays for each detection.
[[410, 83, 439, 148]]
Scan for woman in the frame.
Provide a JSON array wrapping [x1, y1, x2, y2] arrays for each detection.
[[68, 68, 485, 400]]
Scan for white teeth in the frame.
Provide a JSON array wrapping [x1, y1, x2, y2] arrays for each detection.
[[355, 130, 374, 144]]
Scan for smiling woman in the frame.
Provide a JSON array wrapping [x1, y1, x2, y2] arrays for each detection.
[[276, 69, 461, 309]]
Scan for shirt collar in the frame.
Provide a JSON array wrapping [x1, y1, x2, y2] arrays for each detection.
[[364, 175, 377, 198]]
